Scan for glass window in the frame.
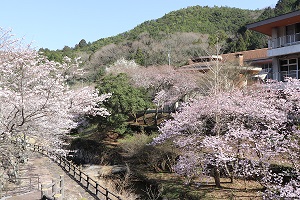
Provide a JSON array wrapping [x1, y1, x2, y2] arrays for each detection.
[[290, 59, 297, 64], [286, 24, 295, 35], [280, 60, 288, 65], [296, 23, 300, 33], [281, 65, 288, 71], [290, 64, 297, 70], [280, 58, 299, 80]]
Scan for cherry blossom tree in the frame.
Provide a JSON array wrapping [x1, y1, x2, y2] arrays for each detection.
[[0, 28, 110, 183], [106, 59, 199, 123], [152, 80, 300, 198], [0, 49, 110, 143]]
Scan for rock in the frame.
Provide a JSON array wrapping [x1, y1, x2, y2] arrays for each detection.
[[83, 165, 128, 178], [111, 165, 128, 174]]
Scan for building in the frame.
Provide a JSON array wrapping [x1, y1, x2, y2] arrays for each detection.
[[247, 10, 300, 81], [179, 55, 223, 73], [222, 48, 271, 79], [179, 51, 265, 79]]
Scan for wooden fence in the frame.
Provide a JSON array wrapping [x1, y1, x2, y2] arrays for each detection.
[[41, 175, 64, 200], [28, 143, 122, 200], [0, 176, 40, 198]]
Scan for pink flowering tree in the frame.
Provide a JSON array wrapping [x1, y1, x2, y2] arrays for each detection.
[[106, 60, 199, 124], [152, 80, 299, 198], [107, 59, 199, 106], [0, 49, 110, 144], [0, 28, 110, 182]]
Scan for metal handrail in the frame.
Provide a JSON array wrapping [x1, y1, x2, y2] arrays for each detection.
[[268, 33, 300, 49]]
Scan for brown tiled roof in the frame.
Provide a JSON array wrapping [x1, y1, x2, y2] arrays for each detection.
[[222, 48, 269, 63], [179, 48, 270, 71]]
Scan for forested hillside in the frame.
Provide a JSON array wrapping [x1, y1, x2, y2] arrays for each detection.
[[40, 0, 300, 82], [19, 1, 299, 198]]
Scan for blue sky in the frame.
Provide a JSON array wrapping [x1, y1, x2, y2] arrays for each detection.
[[1, 0, 278, 50]]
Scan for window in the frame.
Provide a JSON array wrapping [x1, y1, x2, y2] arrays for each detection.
[[280, 58, 299, 80], [260, 63, 273, 79], [286, 23, 300, 43]]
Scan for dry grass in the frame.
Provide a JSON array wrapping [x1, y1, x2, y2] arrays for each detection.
[[141, 171, 264, 200]]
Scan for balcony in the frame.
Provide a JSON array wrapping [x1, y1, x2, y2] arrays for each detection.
[[268, 33, 300, 49], [268, 33, 300, 57]]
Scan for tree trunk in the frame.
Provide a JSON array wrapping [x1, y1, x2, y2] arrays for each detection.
[[133, 113, 137, 123], [213, 166, 221, 188], [224, 163, 233, 183]]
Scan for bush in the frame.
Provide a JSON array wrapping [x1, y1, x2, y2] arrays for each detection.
[[119, 133, 179, 172], [119, 133, 154, 157]]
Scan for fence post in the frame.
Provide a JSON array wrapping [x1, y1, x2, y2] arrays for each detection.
[[59, 156, 62, 166], [40, 183, 43, 198], [79, 171, 82, 183], [86, 176, 90, 189], [38, 177, 40, 190], [60, 175, 64, 198], [72, 165, 76, 178], [95, 182, 99, 196], [105, 188, 108, 200], [41, 183, 51, 198], [52, 178, 57, 196]]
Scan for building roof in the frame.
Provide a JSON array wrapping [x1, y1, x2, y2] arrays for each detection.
[[247, 10, 300, 36], [179, 49, 267, 74], [222, 48, 270, 64], [190, 55, 222, 63], [179, 55, 223, 72], [179, 62, 211, 72]]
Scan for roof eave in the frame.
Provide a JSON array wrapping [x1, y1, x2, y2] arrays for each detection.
[[247, 10, 300, 36]]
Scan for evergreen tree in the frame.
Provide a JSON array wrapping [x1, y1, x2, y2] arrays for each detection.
[[78, 39, 88, 48], [258, 6, 276, 20], [97, 73, 151, 134], [275, 0, 298, 15], [133, 48, 145, 66]]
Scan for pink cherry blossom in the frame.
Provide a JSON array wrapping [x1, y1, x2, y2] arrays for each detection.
[[152, 80, 300, 197]]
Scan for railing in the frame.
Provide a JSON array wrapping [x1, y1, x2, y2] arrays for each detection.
[[268, 33, 300, 49], [28, 143, 122, 200], [276, 70, 299, 81], [41, 175, 64, 200], [0, 176, 40, 198], [259, 71, 299, 81]]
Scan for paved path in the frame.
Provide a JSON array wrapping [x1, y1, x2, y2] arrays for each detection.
[[4, 151, 95, 200], [4, 191, 41, 200]]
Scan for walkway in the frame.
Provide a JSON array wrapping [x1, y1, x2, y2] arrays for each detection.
[[4, 151, 95, 200]]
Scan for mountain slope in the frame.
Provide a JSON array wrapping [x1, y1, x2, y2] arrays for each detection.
[[89, 6, 262, 51], [40, 0, 300, 78], [40, 6, 263, 65]]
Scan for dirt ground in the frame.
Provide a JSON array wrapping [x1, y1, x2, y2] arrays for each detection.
[[3, 151, 95, 200]]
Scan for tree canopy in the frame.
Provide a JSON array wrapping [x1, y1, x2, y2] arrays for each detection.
[[97, 73, 152, 134], [152, 80, 300, 198]]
